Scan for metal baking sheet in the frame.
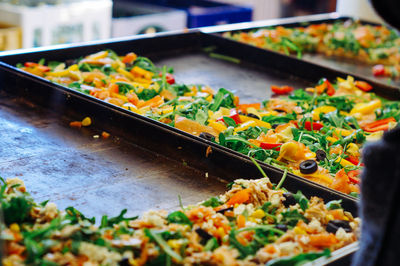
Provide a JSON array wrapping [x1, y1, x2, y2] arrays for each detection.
[[201, 12, 400, 89], [0, 29, 362, 265], [0, 30, 369, 207]]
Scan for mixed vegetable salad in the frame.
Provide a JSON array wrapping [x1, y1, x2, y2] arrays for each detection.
[[1, 174, 359, 265], [223, 20, 400, 79], [18, 50, 400, 195]]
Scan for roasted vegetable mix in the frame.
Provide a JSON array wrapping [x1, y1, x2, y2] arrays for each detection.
[[223, 20, 400, 78], [18, 51, 400, 195], [1, 176, 359, 265]]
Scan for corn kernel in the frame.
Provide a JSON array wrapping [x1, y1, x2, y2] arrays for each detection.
[[81, 117, 92, 127], [167, 239, 181, 249], [251, 209, 265, 219], [217, 227, 225, 238], [10, 223, 20, 233], [326, 214, 334, 222], [293, 227, 306, 235]]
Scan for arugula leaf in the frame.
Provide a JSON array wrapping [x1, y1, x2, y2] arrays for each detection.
[[99, 209, 137, 229], [280, 209, 308, 227], [170, 84, 190, 96], [209, 88, 236, 111], [65, 207, 96, 224], [144, 229, 183, 262], [195, 109, 208, 125], [202, 197, 223, 208], [166, 211, 192, 226], [266, 249, 331, 266], [292, 191, 309, 211], [223, 116, 237, 127], [204, 237, 219, 251], [2, 191, 33, 225], [116, 82, 134, 94], [325, 200, 342, 210]]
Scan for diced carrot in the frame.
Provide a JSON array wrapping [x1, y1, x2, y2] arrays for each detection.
[[137, 95, 164, 108], [122, 52, 137, 64], [101, 131, 110, 139], [109, 83, 119, 94], [69, 121, 82, 128], [309, 233, 338, 247], [328, 209, 346, 220], [330, 169, 351, 194], [127, 92, 139, 105], [226, 188, 251, 206], [237, 214, 246, 228], [237, 103, 261, 113]]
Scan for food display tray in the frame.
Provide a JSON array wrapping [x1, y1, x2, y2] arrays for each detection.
[[0, 25, 380, 264], [201, 12, 400, 90]]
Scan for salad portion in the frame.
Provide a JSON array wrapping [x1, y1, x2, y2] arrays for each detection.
[[17, 50, 400, 195], [1, 175, 359, 265], [223, 20, 400, 79]]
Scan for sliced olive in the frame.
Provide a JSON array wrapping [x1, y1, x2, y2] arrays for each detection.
[[246, 113, 260, 120], [299, 160, 318, 174], [199, 132, 215, 141], [316, 149, 327, 161], [119, 258, 130, 266], [272, 124, 280, 129], [283, 192, 297, 207], [65, 59, 78, 67], [216, 206, 234, 214], [326, 220, 352, 234], [275, 224, 288, 232], [195, 228, 213, 241]]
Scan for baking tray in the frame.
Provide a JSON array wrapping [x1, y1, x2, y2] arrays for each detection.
[[0, 30, 369, 204], [201, 12, 400, 90], [0, 30, 362, 265]]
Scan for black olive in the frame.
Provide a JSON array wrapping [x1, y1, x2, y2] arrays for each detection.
[[119, 258, 130, 266], [326, 220, 352, 234], [316, 149, 327, 161], [199, 132, 215, 141], [275, 224, 288, 232], [272, 124, 280, 129], [195, 228, 213, 241], [282, 192, 297, 207], [246, 113, 260, 120], [274, 109, 286, 113], [65, 59, 77, 67], [299, 160, 318, 174], [216, 206, 234, 214]]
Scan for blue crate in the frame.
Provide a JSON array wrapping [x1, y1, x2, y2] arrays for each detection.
[[122, 0, 252, 28]]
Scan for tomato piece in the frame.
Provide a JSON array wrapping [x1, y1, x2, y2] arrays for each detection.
[[355, 81, 373, 92], [372, 64, 386, 77], [165, 73, 175, 85], [271, 85, 294, 95], [260, 142, 282, 150], [158, 72, 175, 85]]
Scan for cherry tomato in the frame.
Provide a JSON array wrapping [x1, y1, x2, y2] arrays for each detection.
[[271, 85, 294, 95]]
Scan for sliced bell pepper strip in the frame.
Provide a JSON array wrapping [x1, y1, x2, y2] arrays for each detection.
[[363, 117, 396, 132], [355, 81, 373, 92], [271, 85, 294, 95], [260, 142, 282, 151], [217, 109, 241, 125], [347, 170, 361, 184], [346, 155, 364, 166], [294, 121, 324, 131]]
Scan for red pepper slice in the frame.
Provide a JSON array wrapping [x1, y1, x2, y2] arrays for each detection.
[[347, 155, 364, 166], [325, 80, 335, 96], [271, 85, 294, 95], [260, 142, 282, 150], [372, 64, 386, 77], [363, 117, 396, 132], [294, 121, 324, 131], [355, 81, 373, 92], [217, 109, 241, 125], [347, 170, 361, 184], [158, 72, 175, 85], [24, 62, 39, 68]]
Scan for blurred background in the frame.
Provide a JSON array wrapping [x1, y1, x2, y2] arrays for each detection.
[[0, 0, 383, 51]]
